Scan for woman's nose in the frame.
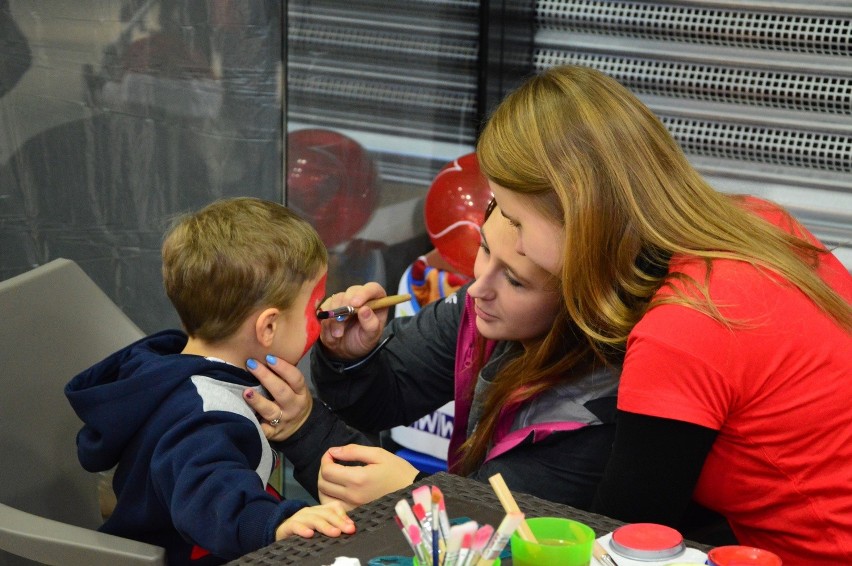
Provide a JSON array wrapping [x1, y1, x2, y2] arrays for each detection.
[[468, 269, 496, 299]]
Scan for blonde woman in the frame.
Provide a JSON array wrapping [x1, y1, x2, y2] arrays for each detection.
[[477, 64, 852, 565]]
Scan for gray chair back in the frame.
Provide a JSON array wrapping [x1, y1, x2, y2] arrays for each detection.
[[0, 259, 165, 565]]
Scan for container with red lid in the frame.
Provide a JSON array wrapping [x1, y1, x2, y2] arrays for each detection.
[[706, 545, 782, 566], [609, 523, 686, 561]]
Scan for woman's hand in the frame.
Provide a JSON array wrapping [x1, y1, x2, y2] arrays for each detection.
[[319, 282, 390, 360], [274, 500, 355, 540], [317, 444, 420, 510], [244, 355, 313, 443]]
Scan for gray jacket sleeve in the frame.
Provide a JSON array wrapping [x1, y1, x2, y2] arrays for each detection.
[[310, 285, 468, 433], [272, 399, 373, 500]]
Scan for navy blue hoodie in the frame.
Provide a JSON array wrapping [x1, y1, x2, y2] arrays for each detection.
[[65, 330, 308, 565]]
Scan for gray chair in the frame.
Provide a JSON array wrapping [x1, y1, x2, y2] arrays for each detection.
[[0, 259, 165, 565]]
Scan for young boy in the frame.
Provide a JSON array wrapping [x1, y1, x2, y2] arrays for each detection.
[[65, 197, 367, 565]]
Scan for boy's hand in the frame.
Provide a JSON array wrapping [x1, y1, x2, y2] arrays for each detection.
[[274, 501, 355, 540], [244, 355, 312, 443], [317, 444, 420, 510], [319, 282, 389, 360]]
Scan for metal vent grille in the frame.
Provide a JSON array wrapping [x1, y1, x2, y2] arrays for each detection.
[[660, 116, 852, 173], [533, 0, 852, 265], [536, 1, 852, 56], [289, 22, 479, 69], [287, 0, 481, 184], [534, 50, 852, 116], [288, 70, 477, 140]]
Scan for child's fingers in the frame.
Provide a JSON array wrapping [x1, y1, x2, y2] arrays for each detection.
[[312, 504, 355, 534], [309, 514, 353, 537], [323, 500, 355, 526], [277, 506, 356, 541], [327, 499, 350, 519], [289, 524, 316, 538]]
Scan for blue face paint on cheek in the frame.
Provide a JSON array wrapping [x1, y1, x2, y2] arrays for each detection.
[[302, 273, 327, 356]]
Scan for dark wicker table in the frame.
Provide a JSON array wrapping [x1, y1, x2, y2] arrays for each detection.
[[230, 472, 710, 565]]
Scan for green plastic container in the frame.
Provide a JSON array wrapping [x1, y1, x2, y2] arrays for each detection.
[[510, 517, 595, 566]]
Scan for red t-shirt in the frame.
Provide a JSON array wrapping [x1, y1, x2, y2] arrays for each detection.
[[618, 198, 852, 565]]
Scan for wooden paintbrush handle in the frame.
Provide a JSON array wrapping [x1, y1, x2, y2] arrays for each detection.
[[362, 294, 411, 311], [488, 473, 538, 543]]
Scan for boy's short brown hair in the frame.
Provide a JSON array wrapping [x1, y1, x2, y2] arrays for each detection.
[[162, 197, 327, 342]]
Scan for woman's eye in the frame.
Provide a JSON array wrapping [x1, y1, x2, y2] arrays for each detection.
[[479, 242, 491, 255], [505, 273, 523, 288]]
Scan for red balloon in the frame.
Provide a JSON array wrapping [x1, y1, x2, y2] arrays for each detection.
[[287, 129, 379, 248], [424, 153, 493, 278]]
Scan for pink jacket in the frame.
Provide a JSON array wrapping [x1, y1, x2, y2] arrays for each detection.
[[447, 293, 601, 471]]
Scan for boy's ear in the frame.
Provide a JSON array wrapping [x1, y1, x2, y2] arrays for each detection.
[[255, 307, 280, 348]]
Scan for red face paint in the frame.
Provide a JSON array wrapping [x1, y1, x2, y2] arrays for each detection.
[[610, 523, 685, 561], [301, 272, 327, 357]]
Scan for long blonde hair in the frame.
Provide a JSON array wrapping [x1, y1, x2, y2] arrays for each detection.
[[477, 65, 852, 354]]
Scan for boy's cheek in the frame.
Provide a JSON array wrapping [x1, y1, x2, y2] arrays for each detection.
[[301, 318, 321, 357], [301, 273, 327, 356]]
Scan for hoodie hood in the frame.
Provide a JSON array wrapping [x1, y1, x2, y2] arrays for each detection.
[[65, 329, 257, 472]]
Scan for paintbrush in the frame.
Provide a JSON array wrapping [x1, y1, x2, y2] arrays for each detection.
[[408, 524, 431, 565], [461, 525, 493, 566], [411, 485, 434, 546], [316, 293, 411, 320], [487, 473, 537, 543], [593, 539, 621, 566], [431, 491, 441, 566], [476, 512, 524, 566], [412, 503, 433, 555], [444, 521, 477, 566], [457, 531, 474, 566], [432, 486, 451, 543], [396, 499, 429, 564], [396, 516, 426, 565]]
